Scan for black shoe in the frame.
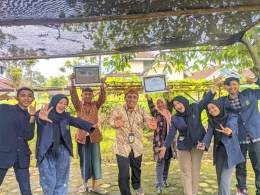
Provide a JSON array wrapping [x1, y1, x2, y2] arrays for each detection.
[[162, 179, 169, 187], [157, 186, 163, 194]]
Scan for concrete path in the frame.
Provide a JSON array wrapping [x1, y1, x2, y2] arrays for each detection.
[[0, 160, 255, 195]]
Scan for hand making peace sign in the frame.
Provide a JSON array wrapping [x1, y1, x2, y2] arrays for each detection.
[[215, 124, 232, 136]]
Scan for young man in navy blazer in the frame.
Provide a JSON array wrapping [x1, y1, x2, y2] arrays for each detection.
[[0, 87, 36, 195], [219, 76, 260, 195]]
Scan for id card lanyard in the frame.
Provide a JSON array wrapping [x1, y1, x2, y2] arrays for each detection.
[[126, 108, 136, 143]]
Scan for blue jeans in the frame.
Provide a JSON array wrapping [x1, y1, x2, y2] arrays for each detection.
[[38, 144, 71, 195], [0, 159, 32, 195], [156, 159, 171, 187]]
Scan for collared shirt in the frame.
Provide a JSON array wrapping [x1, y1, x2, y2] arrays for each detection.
[[228, 93, 241, 110], [240, 132, 260, 144], [109, 104, 151, 158], [70, 86, 106, 143], [228, 93, 260, 144]]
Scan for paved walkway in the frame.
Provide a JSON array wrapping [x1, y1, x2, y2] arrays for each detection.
[[0, 160, 255, 195]]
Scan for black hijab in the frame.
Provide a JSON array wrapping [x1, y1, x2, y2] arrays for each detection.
[[207, 100, 229, 157], [172, 96, 196, 150], [48, 94, 69, 124], [207, 99, 229, 130], [48, 94, 69, 155]]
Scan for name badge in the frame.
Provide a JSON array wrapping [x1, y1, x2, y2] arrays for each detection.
[[128, 133, 135, 143]]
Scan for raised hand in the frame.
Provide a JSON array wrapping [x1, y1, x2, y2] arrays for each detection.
[[114, 116, 125, 128], [100, 77, 106, 86], [29, 101, 37, 115], [145, 94, 150, 99], [39, 104, 53, 123], [70, 73, 76, 87], [70, 73, 75, 80], [166, 86, 170, 92], [158, 146, 167, 159], [215, 124, 232, 136], [197, 141, 205, 150], [147, 117, 157, 130], [0, 92, 10, 100], [142, 86, 150, 100], [246, 76, 258, 84], [166, 86, 172, 102], [213, 74, 225, 87]]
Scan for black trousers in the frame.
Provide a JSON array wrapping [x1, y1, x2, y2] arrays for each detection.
[[236, 141, 260, 195], [0, 159, 32, 195], [116, 150, 142, 195]]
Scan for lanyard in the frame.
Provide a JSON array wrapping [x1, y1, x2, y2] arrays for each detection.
[[125, 108, 136, 133]]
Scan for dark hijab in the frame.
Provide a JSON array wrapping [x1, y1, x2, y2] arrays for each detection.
[[207, 99, 229, 130], [48, 94, 69, 123], [172, 96, 196, 150], [207, 100, 230, 158], [48, 94, 69, 155]]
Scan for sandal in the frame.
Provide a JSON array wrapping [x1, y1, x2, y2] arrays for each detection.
[[78, 184, 88, 193], [89, 187, 107, 194]]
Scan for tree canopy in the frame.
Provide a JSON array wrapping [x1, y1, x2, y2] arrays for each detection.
[[0, 0, 260, 82], [0, 0, 259, 60]]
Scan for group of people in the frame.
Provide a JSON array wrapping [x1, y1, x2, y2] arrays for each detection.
[[156, 75, 260, 195], [0, 86, 105, 195], [0, 73, 259, 195]]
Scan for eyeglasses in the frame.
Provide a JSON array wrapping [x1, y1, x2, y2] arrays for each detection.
[[126, 95, 138, 99]]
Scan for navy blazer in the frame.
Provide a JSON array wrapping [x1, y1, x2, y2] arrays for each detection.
[[164, 90, 215, 150], [202, 114, 245, 168], [218, 78, 260, 142], [35, 112, 94, 166], [0, 104, 35, 169]]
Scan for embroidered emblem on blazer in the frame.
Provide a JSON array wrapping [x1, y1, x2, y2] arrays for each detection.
[[179, 136, 185, 141], [66, 125, 70, 130], [245, 100, 250, 105]]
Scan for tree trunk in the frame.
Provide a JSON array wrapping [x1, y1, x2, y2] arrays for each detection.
[[240, 34, 260, 75], [250, 27, 260, 57]]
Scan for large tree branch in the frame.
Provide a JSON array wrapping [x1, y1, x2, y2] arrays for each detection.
[[240, 34, 260, 75], [250, 27, 260, 57]]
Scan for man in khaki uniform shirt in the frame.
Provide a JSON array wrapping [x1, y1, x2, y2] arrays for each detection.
[[109, 88, 157, 195]]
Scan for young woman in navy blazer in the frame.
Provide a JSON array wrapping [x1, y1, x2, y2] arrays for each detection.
[[36, 94, 105, 195], [158, 75, 223, 195], [197, 100, 244, 195]]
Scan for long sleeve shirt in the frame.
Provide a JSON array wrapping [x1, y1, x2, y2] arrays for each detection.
[[109, 104, 151, 158], [70, 85, 106, 143]]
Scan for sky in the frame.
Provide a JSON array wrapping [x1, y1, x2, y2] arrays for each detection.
[[32, 58, 73, 78]]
